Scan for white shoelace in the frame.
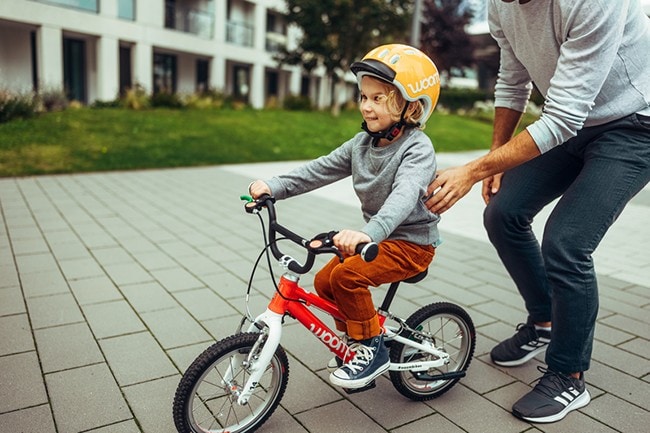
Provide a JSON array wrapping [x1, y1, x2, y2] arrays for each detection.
[[343, 343, 376, 374]]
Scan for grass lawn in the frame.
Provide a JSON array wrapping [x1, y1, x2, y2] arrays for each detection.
[[0, 107, 533, 177]]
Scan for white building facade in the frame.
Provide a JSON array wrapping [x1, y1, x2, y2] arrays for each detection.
[[0, 0, 335, 109]]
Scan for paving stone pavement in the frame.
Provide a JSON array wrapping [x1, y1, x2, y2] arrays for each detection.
[[1, 153, 648, 433]]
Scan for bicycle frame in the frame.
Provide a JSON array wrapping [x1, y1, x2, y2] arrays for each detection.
[[234, 269, 452, 405]]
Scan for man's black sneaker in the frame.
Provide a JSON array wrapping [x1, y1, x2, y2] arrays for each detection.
[[329, 334, 390, 389], [512, 367, 590, 423], [490, 319, 551, 366]]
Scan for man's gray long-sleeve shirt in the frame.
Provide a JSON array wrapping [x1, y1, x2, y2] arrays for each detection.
[[489, 0, 650, 153], [265, 128, 441, 246]]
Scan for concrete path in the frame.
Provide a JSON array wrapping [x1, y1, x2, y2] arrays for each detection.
[[1, 152, 648, 433]]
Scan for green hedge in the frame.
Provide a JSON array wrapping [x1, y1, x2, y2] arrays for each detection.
[[0, 93, 37, 123], [438, 87, 494, 111]]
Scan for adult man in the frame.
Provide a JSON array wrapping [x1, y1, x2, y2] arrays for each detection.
[[426, 0, 650, 424]]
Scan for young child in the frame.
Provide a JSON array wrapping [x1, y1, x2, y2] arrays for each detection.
[[249, 44, 442, 389]]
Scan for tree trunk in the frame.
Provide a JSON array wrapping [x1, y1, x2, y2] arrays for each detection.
[[329, 76, 340, 117]]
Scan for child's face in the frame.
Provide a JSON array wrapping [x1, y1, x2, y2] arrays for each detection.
[[359, 76, 396, 133]]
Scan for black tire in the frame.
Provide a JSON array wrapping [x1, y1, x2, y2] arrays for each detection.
[[173, 332, 289, 433], [389, 302, 475, 401]]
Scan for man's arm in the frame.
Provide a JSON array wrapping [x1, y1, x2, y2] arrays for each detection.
[[424, 110, 540, 214], [482, 107, 525, 203]]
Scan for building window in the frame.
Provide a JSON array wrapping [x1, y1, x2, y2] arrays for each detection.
[[226, 0, 254, 47], [266, 70, 278, 98], [196, 59, 209, 93], [226, 21, 254, 47], [165, 0, 177, 29], [63, 37, 87, 102], [119, 45, 132, 95], [300, 76, 310, 97], [165, 0, 215, 38], [153, 53, 177, 94], [31, 31, 39, 92], [265, 11, 287, 52], [118, 0, 136, 21], [35, 0, 98, 13], [233, 65, 250, 102]]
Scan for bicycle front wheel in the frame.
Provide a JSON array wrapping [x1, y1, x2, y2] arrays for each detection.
[[389, 302, 475, 401], [173, 332, 289, 433]]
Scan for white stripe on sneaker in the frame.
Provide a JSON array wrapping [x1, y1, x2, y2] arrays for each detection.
[[520, 337, 550, 351], [553, 388, 580, 407]]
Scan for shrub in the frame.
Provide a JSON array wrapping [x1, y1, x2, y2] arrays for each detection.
[[183, 88, 226, 109], [122, 84, 150, 110], [150, 91, 183, 108], [283, 94, 312, 111], [92, 99, 121, 109], [0, 91, 38, 123], [265, 95, 280, 109], [38, 88, 68, 112]]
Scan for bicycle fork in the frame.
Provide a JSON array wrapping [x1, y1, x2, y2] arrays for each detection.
[[224, 274, 302, 406], [222, 309, 284, 406]]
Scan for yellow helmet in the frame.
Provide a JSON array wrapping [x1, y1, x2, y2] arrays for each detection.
[[351, 44, 440, 125]]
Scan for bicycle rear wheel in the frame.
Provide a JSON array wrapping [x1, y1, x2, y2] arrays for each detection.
[[389, 302, 475, 401], [173, 332, 289, 433]]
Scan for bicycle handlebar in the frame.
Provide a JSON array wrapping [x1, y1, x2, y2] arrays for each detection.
[[243, 194, 378, 274]]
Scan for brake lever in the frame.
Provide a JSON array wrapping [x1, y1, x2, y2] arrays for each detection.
[[308, 231, 345, 262], [241, 194, 275, 214]]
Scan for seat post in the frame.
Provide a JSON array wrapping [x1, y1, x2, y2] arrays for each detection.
[[378, 281, 401, 313], [377, 269, 428, 314]]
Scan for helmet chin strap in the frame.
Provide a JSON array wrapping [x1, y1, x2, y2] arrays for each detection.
[[361, 103, 416, 144], [361, 119, 405, 142]]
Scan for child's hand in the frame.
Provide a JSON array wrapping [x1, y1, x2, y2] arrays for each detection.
[[249, 180, 271, 199], [333, 230, 372, 256]]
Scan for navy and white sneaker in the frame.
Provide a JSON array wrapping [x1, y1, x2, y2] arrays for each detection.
[[326, 356, 342, 372], [329, 334, 390, 389], [491, 318, 551, 367], [326, 334, 350, 372], [512, 367, 591, 423]]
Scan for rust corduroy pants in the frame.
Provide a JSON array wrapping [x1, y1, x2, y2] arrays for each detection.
[[313, 239, 435, 341]]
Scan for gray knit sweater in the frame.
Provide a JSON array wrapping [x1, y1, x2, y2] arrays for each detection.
[[265, 128, 440, 246], [489, 0, 650, 153]]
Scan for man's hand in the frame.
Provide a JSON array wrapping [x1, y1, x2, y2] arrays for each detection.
[[482, 173, 503, 204], [424, 166, 476, 214]]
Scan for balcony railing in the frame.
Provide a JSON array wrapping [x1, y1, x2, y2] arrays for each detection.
[[265, 31, 286, 53], [165, 2, 214, 39], [226, 20, 254, 47]]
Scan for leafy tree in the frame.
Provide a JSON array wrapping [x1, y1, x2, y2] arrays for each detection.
[[419, 0, 475, 83], [278, 0, 411, 114]]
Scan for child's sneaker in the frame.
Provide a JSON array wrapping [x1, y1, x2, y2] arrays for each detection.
[[326, 356, 343, 372], [512, 367, 590, 423], [329, 334, 390, 389], [490, 318, 551, 366], [326, 334, 349, 372]]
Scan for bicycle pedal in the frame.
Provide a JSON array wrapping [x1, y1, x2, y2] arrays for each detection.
[[343, 380, 376, 394]]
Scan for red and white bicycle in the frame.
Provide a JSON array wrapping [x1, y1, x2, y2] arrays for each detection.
[[173, 195, 476, 433]]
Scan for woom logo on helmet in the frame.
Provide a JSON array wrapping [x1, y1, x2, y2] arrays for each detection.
[[406, 73, 440, 95]]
